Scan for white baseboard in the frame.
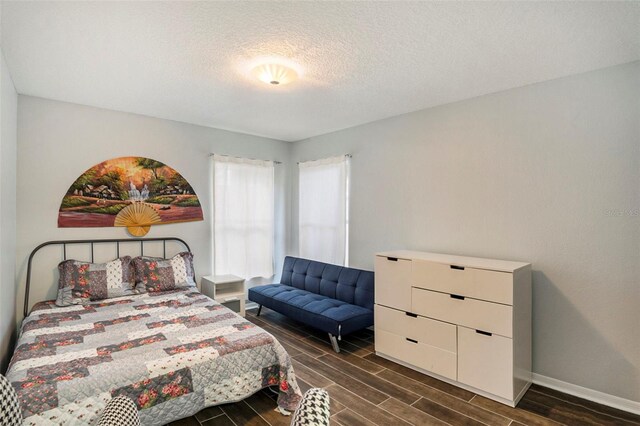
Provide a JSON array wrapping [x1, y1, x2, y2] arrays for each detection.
[[532, 373, 640, 415], [245, 301, 259, 311]]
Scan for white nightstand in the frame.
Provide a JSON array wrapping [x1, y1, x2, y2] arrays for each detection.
[[201, 275, 246, 317]]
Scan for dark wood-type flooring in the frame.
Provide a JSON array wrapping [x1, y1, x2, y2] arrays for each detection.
[[168, 307, 640, 426]]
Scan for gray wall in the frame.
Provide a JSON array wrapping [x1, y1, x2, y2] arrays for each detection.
[[0, 51, 18, 373], [290, 61, 640, 402], [16, 96, 291, 328], [10, 62, 640, 402]]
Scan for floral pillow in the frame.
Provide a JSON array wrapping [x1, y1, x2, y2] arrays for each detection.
[[133, 252, 196, 293], [56, 256, 137, 306]]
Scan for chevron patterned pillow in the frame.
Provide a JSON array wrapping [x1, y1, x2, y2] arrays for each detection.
[[291, 387, 330, 426], [97, 396, 140, 426], [0, 374, 22, 426]]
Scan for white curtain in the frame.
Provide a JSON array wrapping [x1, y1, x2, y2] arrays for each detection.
[[298, 155, 350, 265], [213, 155, 274, 279]]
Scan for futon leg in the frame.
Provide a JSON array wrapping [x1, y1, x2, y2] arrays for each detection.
[[256, 305, 262, 316], [328, 333, 340, 353]]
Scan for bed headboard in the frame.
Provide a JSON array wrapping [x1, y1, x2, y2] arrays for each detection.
[[24, 237, 191, 317]]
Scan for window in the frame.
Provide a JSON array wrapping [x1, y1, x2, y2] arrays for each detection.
[[213, 155, 274, 279], [298, 155, 350, 265]]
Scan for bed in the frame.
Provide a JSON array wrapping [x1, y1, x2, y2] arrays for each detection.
[[6, 238, 302, 425]]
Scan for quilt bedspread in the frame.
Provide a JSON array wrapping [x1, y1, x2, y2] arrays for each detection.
[[6, 289, 302, 425]]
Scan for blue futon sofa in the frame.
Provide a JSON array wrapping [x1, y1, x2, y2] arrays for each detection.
[[248, 256, 374, 352]]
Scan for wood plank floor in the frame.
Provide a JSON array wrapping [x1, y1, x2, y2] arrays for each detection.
[[168, 307, 640, 426]]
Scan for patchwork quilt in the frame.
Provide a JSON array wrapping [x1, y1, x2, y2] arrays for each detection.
[[6, 289, 302, 425]]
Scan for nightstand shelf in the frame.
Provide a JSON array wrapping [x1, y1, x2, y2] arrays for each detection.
[[201, 274, 246, 317]]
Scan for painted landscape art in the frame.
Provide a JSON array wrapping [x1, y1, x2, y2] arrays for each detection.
[[58, 156, 203, 229]]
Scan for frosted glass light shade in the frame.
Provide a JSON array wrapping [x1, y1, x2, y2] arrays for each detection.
[[251, 63, 298, 86]]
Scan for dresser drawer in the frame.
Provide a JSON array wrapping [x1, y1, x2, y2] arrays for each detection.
[[376, 329, 457, 380], [412, 288, 513, 338], [375, 304, 456, 353], [411, 260, 513, 305], [375, 255, 412, 311], [458, 326, 513, 399]]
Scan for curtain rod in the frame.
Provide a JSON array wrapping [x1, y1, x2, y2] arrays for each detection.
[[297, 153, 352, 165], [209, 153, 282, 165]]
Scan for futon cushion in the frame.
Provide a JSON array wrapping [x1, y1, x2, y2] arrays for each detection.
[[249, 284, 373, 336], [279, 257, 374, 311]]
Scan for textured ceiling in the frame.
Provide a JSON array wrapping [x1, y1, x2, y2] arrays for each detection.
[[2, 1, 639, 142]]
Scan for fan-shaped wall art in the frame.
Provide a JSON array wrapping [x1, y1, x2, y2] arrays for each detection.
[[58, 156, 203, 236]]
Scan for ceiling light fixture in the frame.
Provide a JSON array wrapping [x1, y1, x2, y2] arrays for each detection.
[[251, 63, 298, 86]]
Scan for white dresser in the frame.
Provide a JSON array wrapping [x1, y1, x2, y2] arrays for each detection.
[[374, 250, 531, 406]]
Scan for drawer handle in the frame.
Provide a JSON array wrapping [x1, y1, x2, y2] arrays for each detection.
[[450, 294, 465, 300], [387, 257, 398, 262], [405, 312, 418, 318], [476, 330, 492, 336], [406, 338, 418, 344], [450, 265, 465, 271]]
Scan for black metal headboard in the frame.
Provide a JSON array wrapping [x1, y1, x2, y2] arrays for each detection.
[[24, 237, 191, 317]]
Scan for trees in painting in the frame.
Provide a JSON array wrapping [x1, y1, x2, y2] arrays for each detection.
[[58, 156, 203, 229]]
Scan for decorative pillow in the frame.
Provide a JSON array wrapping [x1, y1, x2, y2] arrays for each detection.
[[291, 388, 330, 426], [133, 252, 195, 293], [56, 257, 136, 306], [0, 374, 22, 425], [97, 396, 140, 426]]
